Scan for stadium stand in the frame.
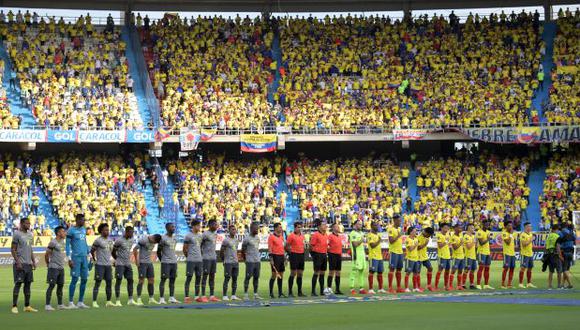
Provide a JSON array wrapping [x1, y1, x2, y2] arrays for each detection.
[[540, 150, 579, 229], [286, 156, 404, 228], [1, 15, 143, 129], [0, 154, 34, 236], [37, 153, 150, 235], [141, 14, 277, 130], [276, 11, 543, 130], [546, 9, 579, 124], [412, 152, 531, 230]]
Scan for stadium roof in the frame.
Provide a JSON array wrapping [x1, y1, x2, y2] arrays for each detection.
[[0, 0, 578, 12]]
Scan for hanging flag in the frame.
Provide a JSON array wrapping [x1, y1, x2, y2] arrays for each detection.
[[155, 127, 171, 141], [240, 134, 277, 153], [200, 128, 217, 141], [180, 128, 201, 151]]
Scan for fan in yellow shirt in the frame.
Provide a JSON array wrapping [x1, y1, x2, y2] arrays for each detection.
[[434, 223, 451, 290], [367, 222, 385, 294], [501, 221, 516, 288], [404, 227, 423, 292], [518, 222, 537, 288], [449, 224, 466, 290]]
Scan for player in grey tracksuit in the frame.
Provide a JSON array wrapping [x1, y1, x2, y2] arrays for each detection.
[[45, 226, 67, 311], [91, 223, 114, 307], [112, 226, 135, 306], [200, 219, 219, 301], [183, 220, 203, 302], [242, 222, 262, 300], [220, 225, 240, 301]]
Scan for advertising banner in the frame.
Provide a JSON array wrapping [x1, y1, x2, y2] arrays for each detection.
[[393, 129, 431, 140], [458, 125, 580, 144], [0, 129, 46, 142], [126, 130, 155, 143], [76, 130, 126, 143]]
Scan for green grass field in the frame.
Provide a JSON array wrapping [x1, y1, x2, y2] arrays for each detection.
[[1, 262, 578, 329]]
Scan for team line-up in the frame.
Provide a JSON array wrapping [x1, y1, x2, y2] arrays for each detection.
[[9, 213, 575, 314]]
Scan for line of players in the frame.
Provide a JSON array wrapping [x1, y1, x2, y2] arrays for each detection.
[[10, 213, 540, 313]]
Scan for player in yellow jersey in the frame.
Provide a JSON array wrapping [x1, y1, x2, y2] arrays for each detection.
[[434, 223, 451, 291], [518, 222, 536, 288], [367, 222, 385, 294], [476, 220, 494, 289], [387, 215, 404, 293], [463, 224, 477, 289], [404, 227, 422, 292], [501, 221, 516, 288], [417, 227, 435, 291], [449, 224, 465, 290]]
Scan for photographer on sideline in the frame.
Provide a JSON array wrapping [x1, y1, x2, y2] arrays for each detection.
[[560, 223, 576, 289], [543, 224, 563, 289]]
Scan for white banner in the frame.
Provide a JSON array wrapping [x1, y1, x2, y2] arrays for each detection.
[[0, 129, 46, 142], [180, 128, 200, 151], [76, 130, 126, 143]]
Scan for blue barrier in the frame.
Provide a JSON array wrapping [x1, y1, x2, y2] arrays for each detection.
[[0, 129, 155, 143]]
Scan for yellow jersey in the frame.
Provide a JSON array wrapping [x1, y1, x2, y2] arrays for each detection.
[[406, 237, 419, 261], [450, 233, 465, 259], [387, 226, 403, 254], [476, 229, 491, 255], [519, 232, 533, 257], [464, 233, 477, 259], [436, 232, 451, 259], [417, 234, 430, 261], [367, 232, 383, 260], [501, 231, 515, 256]]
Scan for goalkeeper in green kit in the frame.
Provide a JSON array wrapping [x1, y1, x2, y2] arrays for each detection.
[[349, 220, 368, 295]]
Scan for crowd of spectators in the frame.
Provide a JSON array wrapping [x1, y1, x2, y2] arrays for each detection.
[[38, 154, 150, 235], [546, 8, 579, 124], [1, 14, 143, 129], [411, 152, 530, 230], [141, 14, 277, 130], [540, 150, 579, 229], [276, 11, 543, 130], [168, 154, 284, 232]]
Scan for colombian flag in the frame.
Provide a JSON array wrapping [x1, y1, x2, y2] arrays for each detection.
[[515, 127, 540, 144], [240, 134, 277, 153], [200, 128, 216, 141], [155, 128, 170, 141]]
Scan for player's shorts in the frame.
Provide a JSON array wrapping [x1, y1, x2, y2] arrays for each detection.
[[328, 253, 342, 271], [115, 265, 134, 281], [466, 258, 478, 271], [186, 261, 203, 277], [503, 255, 516, 269], [270, 254, 285, 273], [547, 254, 562, 273], [406, 260, 421, 273], [138, 263, 154, 279], [94, 265, 112, 281], [202, 259, 217, 275], [521, 256, 534, 269], [224, 263, 239, 278], [71, 255, 89, 279], [47, 267, 65, 285], [369, 259, 384, 273], [161, 263, 177, 279], [452, 258, 465, 271], [13, 264, 34, 283], [389, 253, 404, 270], [311, 252, 328, 272], [478, 254, 491, 266], [245, 262, 261, 278], [289, 252, 305, 270], [421, 260, 433, 270], [438, 258, 451, 270], [562, 252, 573, 271]]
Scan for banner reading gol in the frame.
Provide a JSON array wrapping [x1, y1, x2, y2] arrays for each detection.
[[240, 134, 277, 153]]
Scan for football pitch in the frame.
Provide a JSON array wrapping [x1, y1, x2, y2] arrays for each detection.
[[1, 262, 578, 329]]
